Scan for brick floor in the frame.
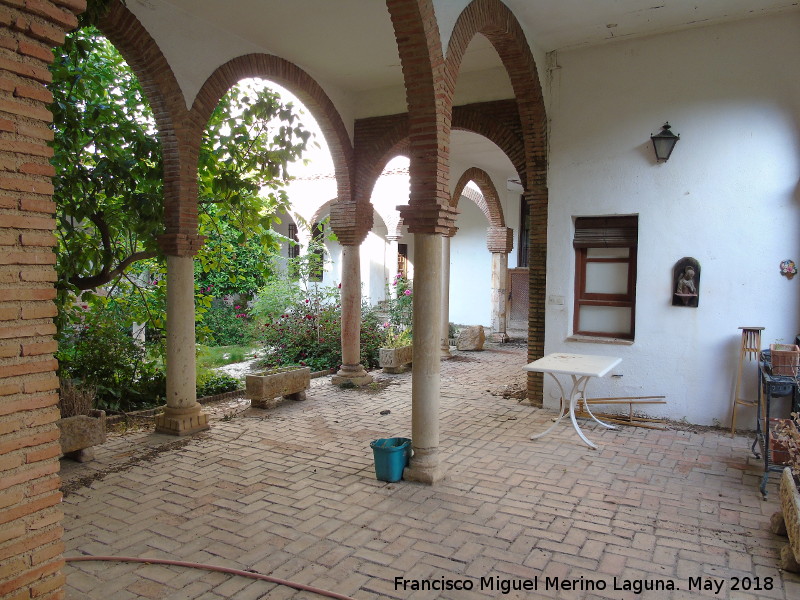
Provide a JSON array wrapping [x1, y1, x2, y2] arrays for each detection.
[[60, 344, 800, 599]]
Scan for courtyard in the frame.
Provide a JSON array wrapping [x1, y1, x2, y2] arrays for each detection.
[[59, 344, 800, 599]]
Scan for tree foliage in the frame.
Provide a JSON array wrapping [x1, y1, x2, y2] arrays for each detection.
[[50, 25, 313, 331], [51, 26, 162, 297]]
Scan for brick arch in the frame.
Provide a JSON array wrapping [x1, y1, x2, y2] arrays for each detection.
[[453, 103, 526, 189], [354, 113, 410, 207], [189, 53, 368, 244], [445, 0, 544, 112], [358, 143, 411, 212], [451, 167, 504, 228], [387, 0, 456, 234], [444, 0, 546, 182], [99, 0, 201, 252], [446, 0, 549, 403], [310, 199, 337, 227]]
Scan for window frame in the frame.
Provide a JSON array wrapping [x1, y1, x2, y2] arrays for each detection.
[[287, 223, 300, 259], [572, 216, 638, 340], [309, 222, 325, 282]]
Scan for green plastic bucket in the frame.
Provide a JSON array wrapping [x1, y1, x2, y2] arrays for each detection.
[[370, 437, 411, 482]]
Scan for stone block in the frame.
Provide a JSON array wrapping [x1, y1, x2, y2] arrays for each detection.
[[456, 325, 485, 351], [379, 345, 412, 374], [57, 409, 106, 460], [779, 467, 800, 569], [246, 366, 310, 409]]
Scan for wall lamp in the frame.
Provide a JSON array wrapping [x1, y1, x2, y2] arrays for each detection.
[[650, 122, 679, 162]]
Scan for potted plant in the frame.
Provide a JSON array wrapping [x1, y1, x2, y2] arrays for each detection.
[[56, 379, 106, 462], [379, 327, 413, 374], [771, 413, 800, 572]]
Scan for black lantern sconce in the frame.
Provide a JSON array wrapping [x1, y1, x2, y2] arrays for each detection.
[[650, 122, 679, 162]]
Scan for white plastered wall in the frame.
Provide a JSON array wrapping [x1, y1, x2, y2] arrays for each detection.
[[545, 13, 800, 425], [447, 181, 523, 328]]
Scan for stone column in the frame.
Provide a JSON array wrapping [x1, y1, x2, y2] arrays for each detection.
[[332, 244, 373, 386], [156, 253, 209, 435], [490, 252, 509, 342], [440, 233, 453, 357], [404, 233, 444, 484], [487, 227, 514, 343], [386, 234, 400, 279]]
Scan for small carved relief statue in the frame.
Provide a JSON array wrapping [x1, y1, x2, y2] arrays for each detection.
[[676, 266, 696, 296], [672, 257, 700, 307]]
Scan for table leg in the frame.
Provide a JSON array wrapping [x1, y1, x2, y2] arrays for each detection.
[[577, 378, 617, 430], [530, 373, 569, 440], [568, 375, 599, 450]]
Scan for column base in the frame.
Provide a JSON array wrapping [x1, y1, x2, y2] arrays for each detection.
[[440, 345, 452, 359], [490, 332, 509, 343], [155, 403, 210, 436], [332, 364, 373, 387], [403, 447, 444, 484]]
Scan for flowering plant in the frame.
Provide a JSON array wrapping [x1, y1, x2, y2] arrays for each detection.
[[254, 284, 386, 371], [382, 325, 412, 349], [385, 273, 413, 335]]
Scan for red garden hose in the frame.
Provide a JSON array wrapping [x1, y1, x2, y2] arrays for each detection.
[[65, 555, 358, 600]]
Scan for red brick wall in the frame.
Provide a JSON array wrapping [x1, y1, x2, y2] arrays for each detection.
[[0, 2, 85, 598]]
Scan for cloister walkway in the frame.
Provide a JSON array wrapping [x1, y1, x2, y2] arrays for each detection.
[[60, 344, 800, 599]]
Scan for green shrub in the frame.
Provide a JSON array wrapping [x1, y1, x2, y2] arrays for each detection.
[[255, 284, 387, 372], [57, 306, 166, 412], [360, 302, 388, 367], [250, 277, 300, 322], [199, 304, 257, 346], [197, 344, 256, 368], [196, 371, 241, 397]]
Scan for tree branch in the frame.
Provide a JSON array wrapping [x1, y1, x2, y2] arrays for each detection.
[[69, 250, 158, 290]]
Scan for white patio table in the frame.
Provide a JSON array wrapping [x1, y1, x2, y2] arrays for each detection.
[[524, 353, 622, 449]]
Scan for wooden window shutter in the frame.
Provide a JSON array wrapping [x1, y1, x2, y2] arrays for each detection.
[[573, 216, 638, 248]]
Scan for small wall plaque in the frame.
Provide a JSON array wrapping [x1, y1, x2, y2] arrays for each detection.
[[673, 257, 700, 307], [780, 259, 796, 280]]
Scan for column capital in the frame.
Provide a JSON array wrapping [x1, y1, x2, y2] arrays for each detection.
[[486, 226, 514, 254], [157, 233, 206, 257], [397, 203, 459, 235], [330, 199, 372, 246]]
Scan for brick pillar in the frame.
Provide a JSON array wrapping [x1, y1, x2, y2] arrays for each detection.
[[0, 1, 86, 598], [487, 226, 513, 343], [155, 234, 209, 435], [525, 186, 547, 406]]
